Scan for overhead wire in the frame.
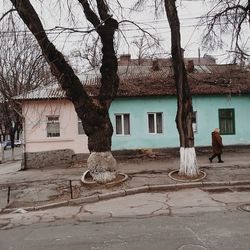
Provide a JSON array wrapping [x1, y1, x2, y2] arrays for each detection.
[[0, 12, 232, 37]]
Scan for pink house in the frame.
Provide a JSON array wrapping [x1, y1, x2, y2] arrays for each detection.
[[18, 85, 89, 168]]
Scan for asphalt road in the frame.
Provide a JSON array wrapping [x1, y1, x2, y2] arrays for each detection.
[[1, 188, 250, 250], [0, 210, 250, 250]]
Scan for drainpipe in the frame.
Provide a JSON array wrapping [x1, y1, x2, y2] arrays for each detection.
[[21, 117, 27, 170], [11, 121, 15, 161], [12, 104, 26, 170]]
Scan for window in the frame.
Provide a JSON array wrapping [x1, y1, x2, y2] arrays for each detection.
[[47, 116, 60, 137], [148, 112, 163, 134], [115, 114, 130, 135], [78, 117, 85, 135], [219, 109, 235, 135], [192, 111, 197, 133]]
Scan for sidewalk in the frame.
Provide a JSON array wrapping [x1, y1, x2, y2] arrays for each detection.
[[0, 147, 250, 212]]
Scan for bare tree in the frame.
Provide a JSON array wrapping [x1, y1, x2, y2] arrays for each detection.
[[202, 0, 250, 62], [0, 21, 53, 157], [164, 0, 198, 177], [132, 34, 161, 65], [6, 0, 119, 183], [70, 35, 102, 73]]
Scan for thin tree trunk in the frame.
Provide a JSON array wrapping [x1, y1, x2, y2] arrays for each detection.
[[164, 0, 199, 177]]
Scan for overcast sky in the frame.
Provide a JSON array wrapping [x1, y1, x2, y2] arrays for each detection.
[[0, 0, 244, 67], [119, 0, 212, 59]]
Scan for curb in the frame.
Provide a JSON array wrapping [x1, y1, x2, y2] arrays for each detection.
[[168, 170, 207, 182], [2, 179, 250, 214]]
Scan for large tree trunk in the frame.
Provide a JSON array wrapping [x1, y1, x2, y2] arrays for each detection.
[[78, 2, 119, 183], [164, 0, 199, 177], [11, 0, 119, 183], [77, 103, 117, 183]]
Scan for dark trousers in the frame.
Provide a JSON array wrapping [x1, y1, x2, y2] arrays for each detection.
[[210, 153, 222, 162]]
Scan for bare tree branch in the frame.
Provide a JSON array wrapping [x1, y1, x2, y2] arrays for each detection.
[[119, 19, 159, 42], [96, 0, 110, 20], [78, 0, 101, 28], [0, 8, 16, 22], [202, 0, 250, 60], [46, 25, 95, 34]]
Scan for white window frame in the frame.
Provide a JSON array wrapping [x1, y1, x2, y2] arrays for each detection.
[[47, 116, 60, 137], [192, 111, 198, 133], [78, 117, 85, 135], [147, 112, 163, 134], [115, 113, 130, 136]]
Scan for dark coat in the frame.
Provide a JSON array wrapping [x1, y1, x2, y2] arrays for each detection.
[[212, 131, 223, 154]]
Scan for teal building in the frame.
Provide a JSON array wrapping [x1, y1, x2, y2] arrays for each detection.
[[110, 95, 250, 150], [110, 65, 250, 151]]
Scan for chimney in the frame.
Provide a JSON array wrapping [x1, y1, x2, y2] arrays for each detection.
[[187, 60, 194, 73], [152, 59, 160, 71], [119, 54, 131, 65]]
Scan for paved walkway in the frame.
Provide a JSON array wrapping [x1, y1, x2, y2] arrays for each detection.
[[0, 147, 250, 212]]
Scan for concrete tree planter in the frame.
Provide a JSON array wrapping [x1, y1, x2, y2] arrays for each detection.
[[81, 170, 128, 188], [81, 151, 128, 187], [238, 204, 250, 212], [168, 169, 206, 182]]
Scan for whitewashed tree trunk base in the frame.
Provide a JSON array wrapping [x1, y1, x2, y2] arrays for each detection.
[[179, 147, 199, 177], [86, 151, 117, 184]]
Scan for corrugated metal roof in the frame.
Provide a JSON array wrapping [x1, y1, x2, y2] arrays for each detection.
[[14, 84, 66, 100]]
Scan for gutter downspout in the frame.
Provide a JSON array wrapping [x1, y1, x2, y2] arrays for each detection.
[[20, 117, 26, 170], [12, 103, 26, 170]]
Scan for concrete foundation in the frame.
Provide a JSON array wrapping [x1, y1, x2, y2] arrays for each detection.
[[21, 145, 250, 169], [22, 149, 88, 169]]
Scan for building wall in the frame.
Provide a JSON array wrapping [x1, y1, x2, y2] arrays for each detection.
[[110, 95, 250, 150], [23, 99, 88, 154], [192, 95, 250, 146], [23, 95, 250, 168]]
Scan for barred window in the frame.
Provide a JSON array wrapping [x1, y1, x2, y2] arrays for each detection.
[[192, 111, 197, 133], [47, 116, 60, 137]]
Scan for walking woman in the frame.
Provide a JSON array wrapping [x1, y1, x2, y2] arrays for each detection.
[[209, 128, 224, 163]]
